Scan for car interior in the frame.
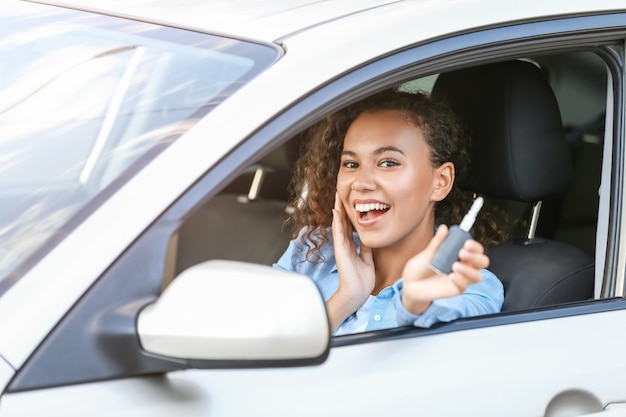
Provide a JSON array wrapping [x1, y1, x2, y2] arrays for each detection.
[[431, 59, 595, 311], [171, 49, 608, 321]]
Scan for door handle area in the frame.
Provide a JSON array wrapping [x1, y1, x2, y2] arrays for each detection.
[[545, 390, 626, 417], [576, 405, 626, 417]]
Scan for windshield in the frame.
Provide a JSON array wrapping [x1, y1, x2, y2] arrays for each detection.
[[0, 1, 278, 291]]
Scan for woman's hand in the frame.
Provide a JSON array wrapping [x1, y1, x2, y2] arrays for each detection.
[[401, 225, 489, 315], [326, 192, 375, 331]]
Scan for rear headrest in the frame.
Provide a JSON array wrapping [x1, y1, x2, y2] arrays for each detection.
[[431, 60, 572, 202]]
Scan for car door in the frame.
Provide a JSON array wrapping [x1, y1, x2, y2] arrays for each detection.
[[2, 8, 626, 417]]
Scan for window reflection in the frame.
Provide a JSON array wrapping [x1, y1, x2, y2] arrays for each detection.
[[0, 1, 277, 288]]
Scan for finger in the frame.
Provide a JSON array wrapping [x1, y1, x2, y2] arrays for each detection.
[[332, 193, 355, 250], [340, 195, 355, 236], [451, 261, 484, 284], [458, 247, 490, 270], [448, 272, 469, 291], [462, 239, 485, 254], [331, 207, 342, 241], [421, 225, 449, 259], [405, 273, 468, 301], [404, 226, 450, 279], [332, 192, 344, 237], [332, 211, 349, 249]]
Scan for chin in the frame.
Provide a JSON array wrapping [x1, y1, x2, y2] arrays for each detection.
[[356, 232, 393, 249]]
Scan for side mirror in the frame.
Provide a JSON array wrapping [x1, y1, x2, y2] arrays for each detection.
[[137, 260, 330, 367]]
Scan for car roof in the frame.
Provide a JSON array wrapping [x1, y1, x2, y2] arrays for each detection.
[[26, 0, 407, 43], [24, 0, 626, 46]]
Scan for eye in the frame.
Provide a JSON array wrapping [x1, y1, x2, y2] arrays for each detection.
[[379, 159, 399, 168], [342, 160, 359, 169]]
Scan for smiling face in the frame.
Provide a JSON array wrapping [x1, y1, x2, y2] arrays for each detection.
[[336, 109, 454, 251]]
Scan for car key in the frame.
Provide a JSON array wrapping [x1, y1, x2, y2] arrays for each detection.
[[430, 196, 484, 275]]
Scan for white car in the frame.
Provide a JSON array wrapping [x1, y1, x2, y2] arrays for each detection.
[[1, 0, 626, 416]]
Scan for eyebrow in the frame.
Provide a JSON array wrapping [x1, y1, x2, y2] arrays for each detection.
[[341, 146, 406, 157]]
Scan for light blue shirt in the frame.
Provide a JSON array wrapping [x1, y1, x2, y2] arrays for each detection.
[[273, 227, 504, 335]]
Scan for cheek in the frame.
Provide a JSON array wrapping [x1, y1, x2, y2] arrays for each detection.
[[387, 169, 433, 197], [335, 173, 355, 212], [335, 172, 350, 193]]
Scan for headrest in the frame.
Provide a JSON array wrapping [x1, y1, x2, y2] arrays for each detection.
[[431, 60, 572, 202]]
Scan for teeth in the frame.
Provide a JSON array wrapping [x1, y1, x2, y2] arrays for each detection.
[[355, 203, 390, 212]]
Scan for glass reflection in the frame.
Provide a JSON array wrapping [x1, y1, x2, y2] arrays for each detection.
[[0, 1, 277, 290]]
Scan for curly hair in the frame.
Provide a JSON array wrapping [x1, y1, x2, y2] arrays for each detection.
[[287, 89, 509, 263]]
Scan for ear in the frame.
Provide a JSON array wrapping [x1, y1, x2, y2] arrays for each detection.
[[431, 162, 455, 202]]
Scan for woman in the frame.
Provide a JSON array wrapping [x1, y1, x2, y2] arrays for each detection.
[[274, 89, 508, 335]]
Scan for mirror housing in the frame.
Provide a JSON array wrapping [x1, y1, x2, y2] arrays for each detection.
[[137, 260, 330, 366]]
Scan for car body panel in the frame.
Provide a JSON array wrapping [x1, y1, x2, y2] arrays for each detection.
[[0, 358, 13, 396], [3, 309, 626, 417], [31, 0, 626, 43], [31, 0, 405, 43]]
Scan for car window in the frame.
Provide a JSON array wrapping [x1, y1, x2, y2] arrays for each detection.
[[171, 49, 613, 316], [0, 1, 278, 291]]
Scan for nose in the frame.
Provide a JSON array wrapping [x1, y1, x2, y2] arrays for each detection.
[[351, 165, 376, 192]]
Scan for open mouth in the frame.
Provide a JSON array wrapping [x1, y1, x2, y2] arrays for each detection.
[[355, 203, 390, 221]]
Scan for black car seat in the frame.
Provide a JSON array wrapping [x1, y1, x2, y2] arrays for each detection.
[[174, 143, 296, 275], [537, 114, 604, 257], [431, 60, 595, 311]]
